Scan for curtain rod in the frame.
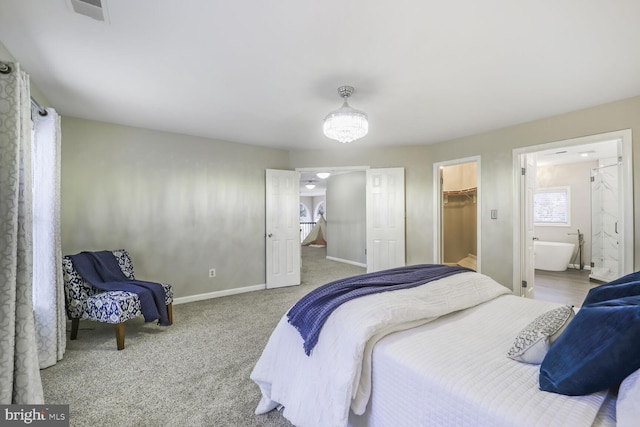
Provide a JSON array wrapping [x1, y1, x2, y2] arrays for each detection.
[[31, 98, 48, 117], [1, 61, 48, 117]]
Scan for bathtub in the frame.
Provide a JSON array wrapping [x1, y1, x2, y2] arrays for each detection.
[[534, 241, 576, 271]]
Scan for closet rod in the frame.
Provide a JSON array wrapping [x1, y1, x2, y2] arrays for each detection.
[[0, 61, 48, 116]]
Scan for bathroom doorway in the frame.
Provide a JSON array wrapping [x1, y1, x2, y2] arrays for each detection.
[[513, 129, 633, 305], [434, 157, 481, 272]]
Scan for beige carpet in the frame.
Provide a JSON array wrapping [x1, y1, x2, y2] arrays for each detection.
[[40, 246, 365, 427]]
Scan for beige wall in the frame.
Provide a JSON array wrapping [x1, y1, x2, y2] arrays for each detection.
[[326, 172, 366, 264], [290, 95, 640, 289], [58, 96, 640, 296], [442, 162, 477, 191], [61, 117, 289, 298]]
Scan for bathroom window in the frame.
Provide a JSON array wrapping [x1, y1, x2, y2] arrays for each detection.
[[534, 186, 571, 226]]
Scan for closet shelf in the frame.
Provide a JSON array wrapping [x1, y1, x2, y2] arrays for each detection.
[[442, 187, 477, 196]]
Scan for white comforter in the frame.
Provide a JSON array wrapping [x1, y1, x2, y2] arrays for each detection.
[[348, 295, 611, 427], [250, 271, 510, 427]]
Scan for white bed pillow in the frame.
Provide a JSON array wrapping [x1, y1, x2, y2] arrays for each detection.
[[617, 367, 640, 427], [507, 305, 574, 364]]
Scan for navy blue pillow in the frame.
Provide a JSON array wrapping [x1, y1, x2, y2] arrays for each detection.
[[583, 270, 640, 305], [539, 295, 640, 395]]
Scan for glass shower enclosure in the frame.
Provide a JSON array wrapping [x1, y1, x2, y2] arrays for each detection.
[[590, 162, 620, 282]]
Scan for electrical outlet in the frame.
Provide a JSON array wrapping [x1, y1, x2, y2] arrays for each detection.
[[209, 268, 216, 278]]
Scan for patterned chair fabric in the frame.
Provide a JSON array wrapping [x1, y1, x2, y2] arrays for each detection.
[[62, 249, 173, 350]]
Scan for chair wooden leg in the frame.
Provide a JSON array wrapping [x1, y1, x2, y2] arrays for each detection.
[[114, 323, 125, 350], [70, 319, 79, 340], [167, 303, 173, 325]]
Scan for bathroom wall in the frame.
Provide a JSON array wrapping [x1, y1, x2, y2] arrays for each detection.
[[535, 161, 596, 268], [591, 158, 620, 280]]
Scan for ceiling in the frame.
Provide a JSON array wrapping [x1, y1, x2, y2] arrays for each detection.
[[535, 140, 618, 166], [1, 1, 640, 152], [299, 170, 329, 197]]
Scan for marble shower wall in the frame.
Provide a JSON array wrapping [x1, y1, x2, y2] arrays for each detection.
[[590, 161, 620, 281]]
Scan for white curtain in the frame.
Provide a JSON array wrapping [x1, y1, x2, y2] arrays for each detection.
[[0, 62, 44, 404], [32, 107, 65, 369]]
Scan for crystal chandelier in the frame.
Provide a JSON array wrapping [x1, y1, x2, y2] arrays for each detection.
[[323, 86, 368, 143]]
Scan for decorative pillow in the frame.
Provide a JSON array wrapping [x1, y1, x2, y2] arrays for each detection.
[[539, 295, 640, 395], [618, 367, 640, 427], [507, 305, 574, 364]]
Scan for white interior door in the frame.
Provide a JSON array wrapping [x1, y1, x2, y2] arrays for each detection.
[[366, 168, 405, 273], [522, 153, 536, 298], [266, 169, 300, 288]]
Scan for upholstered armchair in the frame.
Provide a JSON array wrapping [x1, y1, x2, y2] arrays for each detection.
[[62, 249, 173, 350]]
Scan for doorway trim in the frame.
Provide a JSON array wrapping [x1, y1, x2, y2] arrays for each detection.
[[512, 129, 633, 297], [433, 155, 482, 272], [296, 166, 370, 172]]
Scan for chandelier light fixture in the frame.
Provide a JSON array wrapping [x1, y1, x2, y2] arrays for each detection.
[[323, 86, 368, 143]]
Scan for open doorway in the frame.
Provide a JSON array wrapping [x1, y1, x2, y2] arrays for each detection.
[[299, 170, 328, 245], [298, 167, 367, 268], [434, 156, 481, 272], [296, 166, 406, 274], [513, 129, 633, 305]]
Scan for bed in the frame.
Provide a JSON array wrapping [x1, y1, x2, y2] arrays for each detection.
[[251, 267, 640, 427]]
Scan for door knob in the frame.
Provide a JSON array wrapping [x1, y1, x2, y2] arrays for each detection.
[[268, 233, 273, 238]]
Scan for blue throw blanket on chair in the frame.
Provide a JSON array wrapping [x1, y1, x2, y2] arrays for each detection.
[[70, 251, 170, 326], [287, 264, 472, 355]]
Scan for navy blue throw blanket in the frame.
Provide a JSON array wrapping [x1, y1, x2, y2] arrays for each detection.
[[287, 264, 472, 355], [70, 251, 170, 326]]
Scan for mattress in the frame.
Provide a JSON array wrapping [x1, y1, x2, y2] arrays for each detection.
[[348, 295, 612, 427], [252, 272, 510, 427]]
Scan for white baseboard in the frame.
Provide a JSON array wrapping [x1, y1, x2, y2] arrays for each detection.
[[568, 264, 591, 271], [326, 256, 367, 268], [173, 284, 265, 305]]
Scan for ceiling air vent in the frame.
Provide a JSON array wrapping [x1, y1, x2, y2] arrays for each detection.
[[67, 0, 110, 23]]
